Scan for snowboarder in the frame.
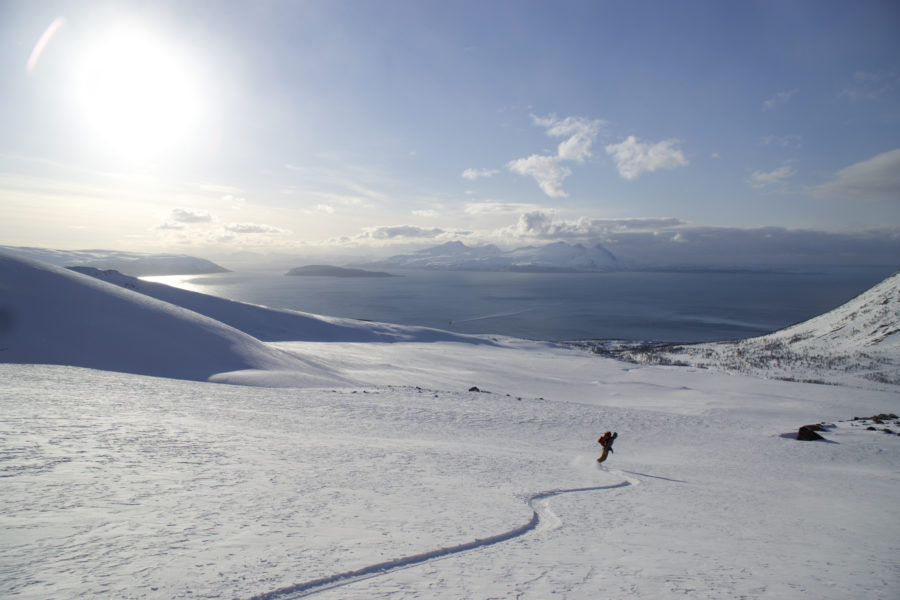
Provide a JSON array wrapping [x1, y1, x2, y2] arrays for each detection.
[[597, 431, 617, 463]]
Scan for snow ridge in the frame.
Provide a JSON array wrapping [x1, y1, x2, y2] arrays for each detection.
[[249, 481, 631, 600]]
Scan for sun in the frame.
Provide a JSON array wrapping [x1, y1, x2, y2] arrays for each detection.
[[74, 24, 204, 160]]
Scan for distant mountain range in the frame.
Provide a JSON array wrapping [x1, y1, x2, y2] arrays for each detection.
[[286, 265, 396, 278], [0, 246, 228, 276], [364, 241, 621, 272]]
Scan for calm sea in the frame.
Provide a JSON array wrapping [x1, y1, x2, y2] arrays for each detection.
[[144, 266, 896, 343]]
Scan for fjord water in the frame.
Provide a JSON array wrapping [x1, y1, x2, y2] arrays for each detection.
[[145, 266, 896, 342]]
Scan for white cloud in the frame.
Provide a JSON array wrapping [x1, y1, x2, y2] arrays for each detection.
[[156, 207, 213, 232], [412, 209, 440, 217], [748, 165, 797, 188], [602, 225, 900, 266], [169, 207, 213, 223], [811, 148, 900, 203], [532, 114, 604, 162], [155, 221, 184, 231], [506, 114, 603, 197], [510, 211, 556, 236], [361, 225, 446, 240], [507, 154, 572, 197], [223, 222, 291, 234], [496, 211, 687, 240], [762, 89, 797, 110], [605, 136, 688, 180], [314, 204, 335, 214], [464, 202, 542, 215], [487, 214, 900, 266], [461, 168, 500, 180], [324, 224, 479, 248]]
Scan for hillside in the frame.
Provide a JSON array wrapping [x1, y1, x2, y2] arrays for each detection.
[[608, 270, 900, 388], [0, 252, 341, 384], [0, 245, 228, 276]]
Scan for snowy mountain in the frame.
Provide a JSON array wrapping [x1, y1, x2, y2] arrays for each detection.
[[610, 270, 900, 388], [367, 240, 620, 272], [0, 252, 337, 383], [504, 241, 619, 272], [0, 245, 228, 276], [2, 251, 899, 600]]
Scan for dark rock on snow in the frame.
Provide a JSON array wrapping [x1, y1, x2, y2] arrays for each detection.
[[797, 426, 825, 441]]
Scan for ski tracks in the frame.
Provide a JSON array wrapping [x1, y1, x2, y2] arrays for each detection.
[[249, 477, 633, 600]]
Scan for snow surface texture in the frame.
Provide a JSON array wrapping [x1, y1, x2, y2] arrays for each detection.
[[612, 271, 900, 390], [2, 250, 899, 599]]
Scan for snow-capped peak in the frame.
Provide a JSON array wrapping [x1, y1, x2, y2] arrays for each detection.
[[372, 240, 619, 272]]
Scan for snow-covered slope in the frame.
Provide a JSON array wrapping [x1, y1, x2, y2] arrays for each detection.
[[0, 252, 342, 384], [768, 269, 899, 352], [614, 270, 900, 388], [0, 245, 228, 276], [67, 266, 491, 345], [370, 240, 620, 272], [2, 252, 899, 599], [3, 353, 898, 599]]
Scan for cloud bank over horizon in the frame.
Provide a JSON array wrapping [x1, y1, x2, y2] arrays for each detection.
[[1, 2, 898, 265], [173, 209, 899, 268]]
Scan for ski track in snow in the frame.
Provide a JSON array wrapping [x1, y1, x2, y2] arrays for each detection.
[[249, 479, 634, 600]]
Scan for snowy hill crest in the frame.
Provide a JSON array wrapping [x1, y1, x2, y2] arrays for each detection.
[[0, 252, 339, 383]]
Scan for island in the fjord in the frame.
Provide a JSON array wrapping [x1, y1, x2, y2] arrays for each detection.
[[286, 264, 397, 278]]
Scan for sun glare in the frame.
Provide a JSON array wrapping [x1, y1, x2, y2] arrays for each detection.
[[75, 25, 204, 160]]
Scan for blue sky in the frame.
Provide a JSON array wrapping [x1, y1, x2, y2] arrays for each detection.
[[1, 0, 898, 265]]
